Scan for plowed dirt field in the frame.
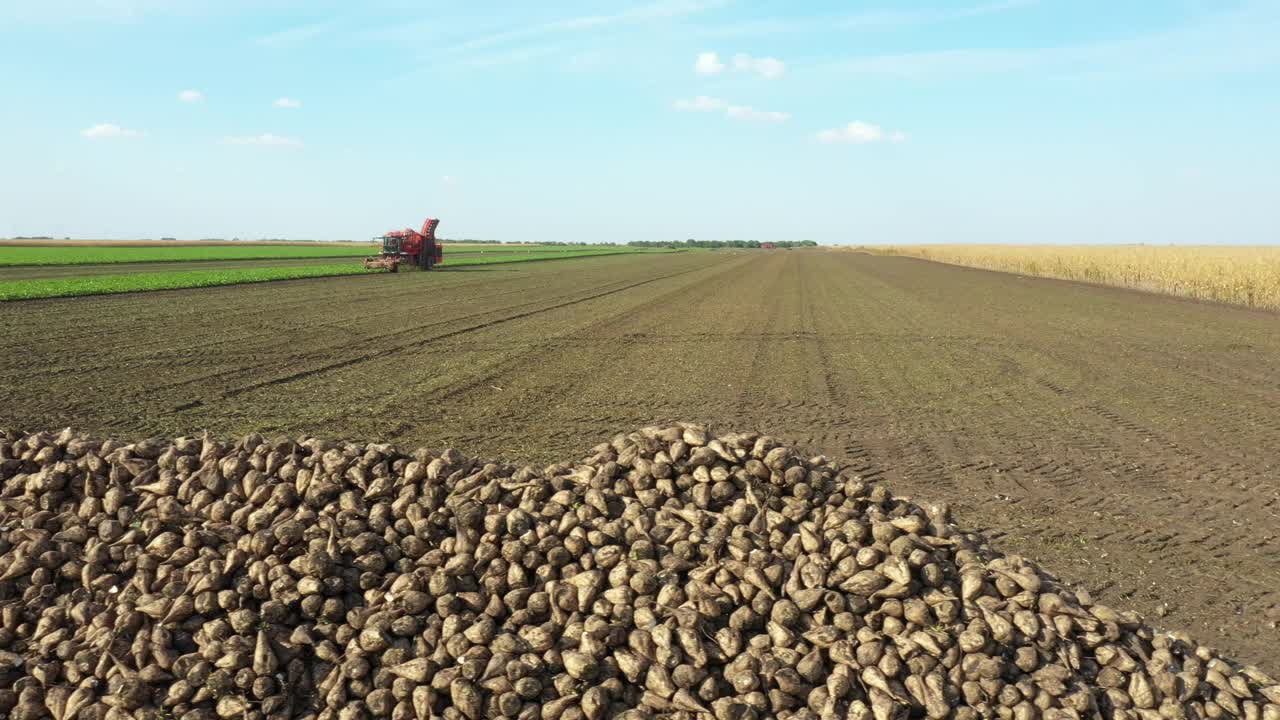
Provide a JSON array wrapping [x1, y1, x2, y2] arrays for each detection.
[[2, 249, 1278, 669]]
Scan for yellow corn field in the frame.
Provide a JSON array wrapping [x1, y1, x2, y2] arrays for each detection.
[[869, 245, 1280, 310]]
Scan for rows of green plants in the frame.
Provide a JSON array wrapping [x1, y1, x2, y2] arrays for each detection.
[[0, 264, 367, 300], [0, 243, 665, 266], [0, 248, 674, 301], [0, 245, 378, 266]]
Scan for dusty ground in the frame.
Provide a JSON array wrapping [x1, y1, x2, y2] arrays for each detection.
[[1, 249, 1277, 669]]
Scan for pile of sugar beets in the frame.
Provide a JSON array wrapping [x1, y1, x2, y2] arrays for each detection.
[[0, 424, 1277, 720]]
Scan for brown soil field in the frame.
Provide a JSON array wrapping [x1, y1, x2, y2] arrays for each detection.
[[1, 249, 1277, 669]]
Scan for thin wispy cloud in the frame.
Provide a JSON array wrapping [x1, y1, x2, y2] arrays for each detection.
[[825, 2, 1280, 77], [81, 123, 142, 139], [255, 21, 336, 48], [460, 45, 563, 69], [177, 89, 204, 103], [815, 122, 906, 144], [698, 0, 1038, 37], [833, 48, 1030, 76], [6, 0, 222, 23], [222, 134, 303, 147], [273, 97, 302, 109], [674, 96, 789, 122], [446, 0, 733, 53]]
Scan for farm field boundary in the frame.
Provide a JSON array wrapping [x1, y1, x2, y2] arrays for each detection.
[[0, 247, 673, 300], [0, 239, 378, 247], [0, 244, 377, 266], [866, 244, 1280, 310], [0, 240, 660, 265]]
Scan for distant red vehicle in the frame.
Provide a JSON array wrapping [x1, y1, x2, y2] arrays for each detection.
[[364, 217, 443, 272], [761, 242, 777, 249]]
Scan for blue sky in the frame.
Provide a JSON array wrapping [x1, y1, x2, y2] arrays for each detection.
[[2, 0, 1278, 244]]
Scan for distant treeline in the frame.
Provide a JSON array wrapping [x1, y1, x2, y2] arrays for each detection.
[[628, 239, 819, 249], [11, 236, 819, 248], [440, 239, 619, 246], [440, 239, 819, 249]]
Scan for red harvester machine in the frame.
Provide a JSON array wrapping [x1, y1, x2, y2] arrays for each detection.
[[364, 218, 443, 272]]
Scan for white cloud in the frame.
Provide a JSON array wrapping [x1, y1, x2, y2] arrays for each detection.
[[732, 53, 785, 79], [81, 123, 142, 139], [273, 97, 302, 109], [222, 134, 303, 147], [674, 96, 789, 122], [694, 51, 725, 75], [815, 121, 906, 144], [178, 89, 204, 103]]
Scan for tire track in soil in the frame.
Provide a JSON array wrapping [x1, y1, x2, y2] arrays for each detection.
[[785, 254, 880, 474], [177, 262, 722, 410], [362, 254, 778, 455], [991, 320, 1280, 470], [368, 254, 762, 440], [972, 339, 1270, 642], [122, 281, 567, 396], [155, 279, 624, 401], [731, 256, 792, 421], [800, 253, 945, 488], [0, 255, 701, 393], [952, 312, 1280, 614], [0, 272, 527, 378], [819, 253, 1280, 669]]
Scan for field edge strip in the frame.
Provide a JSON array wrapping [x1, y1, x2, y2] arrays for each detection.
[[0, 249, 680, 301]]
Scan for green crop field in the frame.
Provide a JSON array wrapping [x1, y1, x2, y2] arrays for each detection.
[[0, 264, 368, 300], [0, 243, 651, 266], [0, 244, 378, 266], [0, 247, 673, 300]]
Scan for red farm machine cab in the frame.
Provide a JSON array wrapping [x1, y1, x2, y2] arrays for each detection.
[[364, 218, 444, 272]]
